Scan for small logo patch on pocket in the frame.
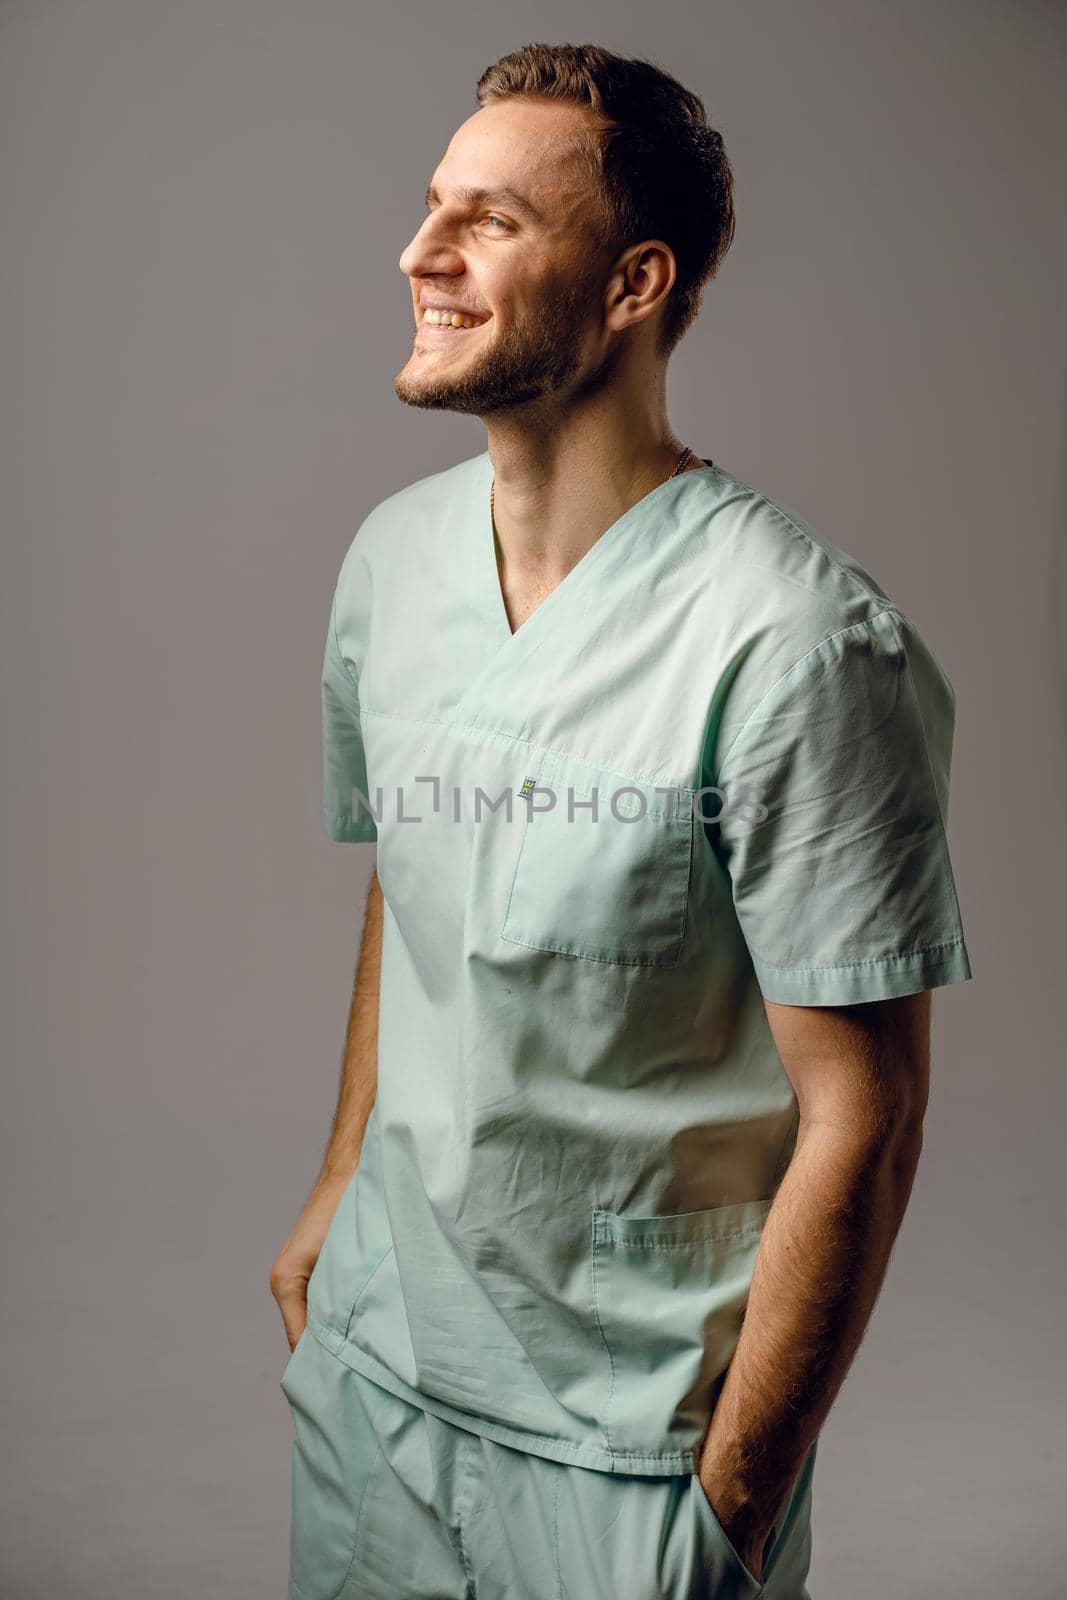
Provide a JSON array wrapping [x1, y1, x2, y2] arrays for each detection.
[[517, 775, 539, 799]]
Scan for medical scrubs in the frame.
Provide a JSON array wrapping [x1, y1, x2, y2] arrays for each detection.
[[283, 450, 972, 1597]]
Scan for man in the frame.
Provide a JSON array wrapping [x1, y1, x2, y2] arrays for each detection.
[[271, 41, 973, 1600]]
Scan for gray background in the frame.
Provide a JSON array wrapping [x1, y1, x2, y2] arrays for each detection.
[[2, 1, 1064, 1596]]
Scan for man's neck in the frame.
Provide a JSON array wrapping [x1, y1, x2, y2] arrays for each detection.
[[486, 422, 702, 586]]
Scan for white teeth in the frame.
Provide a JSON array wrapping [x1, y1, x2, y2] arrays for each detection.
[[422, 308, 483, 329]]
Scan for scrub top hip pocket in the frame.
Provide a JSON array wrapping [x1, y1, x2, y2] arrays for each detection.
[[501, 750, 694, 967], [591, 1196, 774, 1459]]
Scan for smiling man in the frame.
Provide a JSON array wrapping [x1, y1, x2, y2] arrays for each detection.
[[271, 42, 973, 1600]]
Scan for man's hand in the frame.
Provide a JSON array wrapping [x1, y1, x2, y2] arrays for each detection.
[[269, 1174, 349, 1351], [695, 1468, 780, 1585]]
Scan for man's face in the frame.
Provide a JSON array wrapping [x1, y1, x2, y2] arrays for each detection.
[[394, 98, 619, 415]]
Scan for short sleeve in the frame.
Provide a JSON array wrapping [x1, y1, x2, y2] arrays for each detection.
[[709, 607, 973, 1005], [321, 594, 378, 843]]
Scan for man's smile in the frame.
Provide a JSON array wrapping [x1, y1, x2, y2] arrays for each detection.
[[414, 311, 492, 345], [421, 306, 488, 329]]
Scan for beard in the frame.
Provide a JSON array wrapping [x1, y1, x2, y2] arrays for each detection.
[[393, 276, 616, 416]]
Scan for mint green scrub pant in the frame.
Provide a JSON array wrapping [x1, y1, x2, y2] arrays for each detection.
[[280, 1327, 817, 1600]]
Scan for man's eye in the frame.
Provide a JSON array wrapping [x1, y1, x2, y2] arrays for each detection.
[[483, 215, 510, 231]]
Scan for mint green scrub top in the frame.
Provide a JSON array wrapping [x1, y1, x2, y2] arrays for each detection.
[[308, 451, 973, 1475]]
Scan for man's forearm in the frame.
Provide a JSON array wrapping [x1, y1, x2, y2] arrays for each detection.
[[269, 870, 383, 1342], [697, 1113, 923, 1541], [321, 869, 383, 1184]]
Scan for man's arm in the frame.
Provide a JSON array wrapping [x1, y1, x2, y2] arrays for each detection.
[[696, 989, 932, 1580], [270, 869, 383, 1351]]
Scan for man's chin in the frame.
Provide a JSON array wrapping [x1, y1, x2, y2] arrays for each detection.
[[392, 342, 561, 416], [392, 360, 497, 414], [393, 373, 474, 412]]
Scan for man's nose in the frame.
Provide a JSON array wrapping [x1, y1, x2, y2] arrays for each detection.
[[399, 218, 463, 280]]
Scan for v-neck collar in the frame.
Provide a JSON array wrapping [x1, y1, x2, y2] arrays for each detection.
[[477, 450, 717, 650]]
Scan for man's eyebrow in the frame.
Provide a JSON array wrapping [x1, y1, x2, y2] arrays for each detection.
[[424, 182, 545, 225]]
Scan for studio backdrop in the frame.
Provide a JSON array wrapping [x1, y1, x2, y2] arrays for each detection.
[[1, 2, 1064, 1597]]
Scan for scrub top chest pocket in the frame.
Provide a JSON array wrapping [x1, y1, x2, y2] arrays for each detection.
[[501, 751, 694, 968]]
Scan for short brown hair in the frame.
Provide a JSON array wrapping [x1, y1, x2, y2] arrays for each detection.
[[475, 42, 736, 356]]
